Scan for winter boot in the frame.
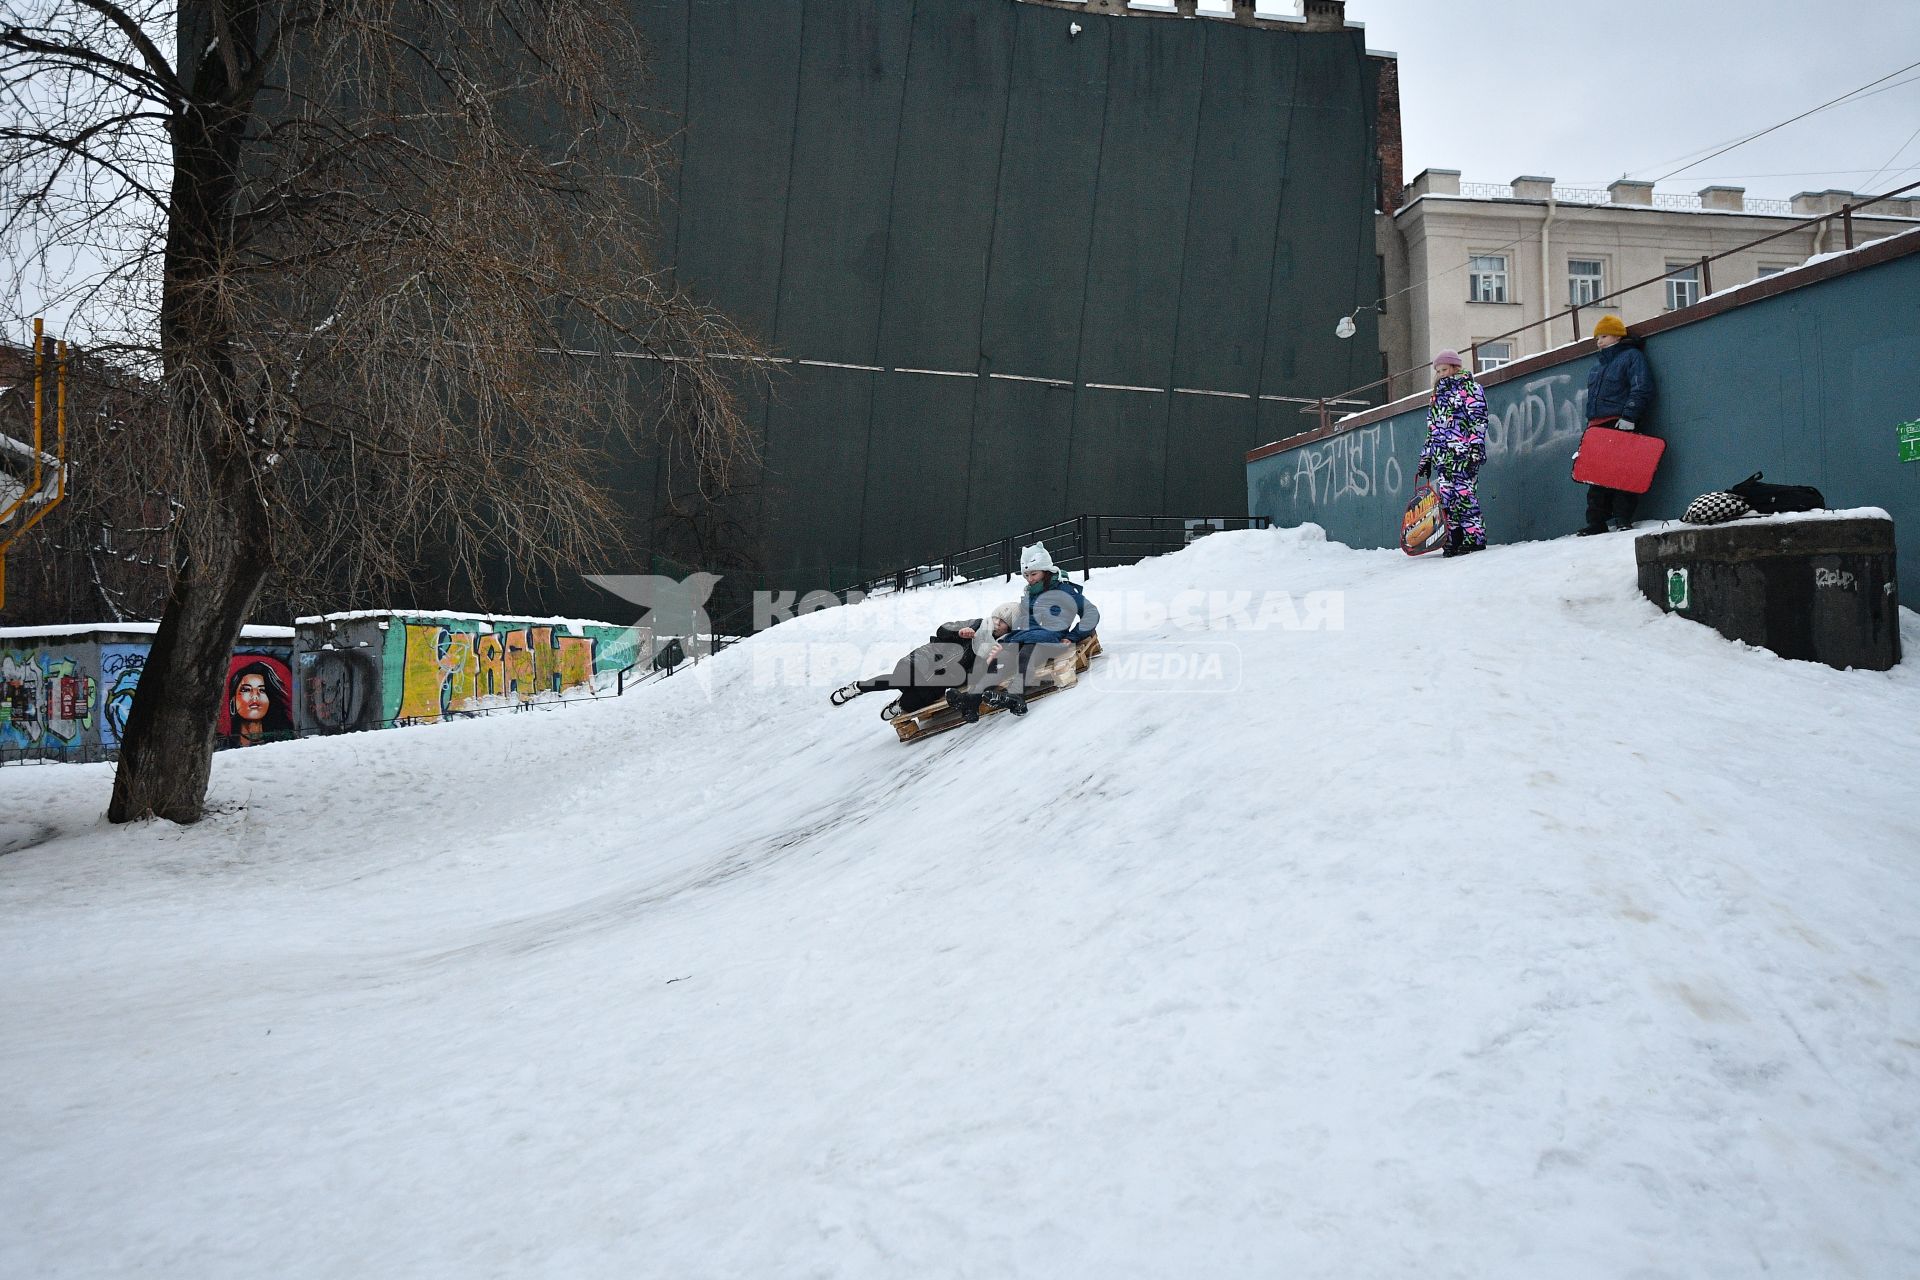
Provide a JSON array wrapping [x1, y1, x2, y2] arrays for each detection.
[[947, 690, 982, 724], [983, 688, 1028, 717]]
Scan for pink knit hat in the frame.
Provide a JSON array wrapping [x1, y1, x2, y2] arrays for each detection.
[[1433, 350, 1464, 369]]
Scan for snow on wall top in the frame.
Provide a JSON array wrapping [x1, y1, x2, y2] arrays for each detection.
[[295, 608, 631, 634], [0, 622, 296, 642]]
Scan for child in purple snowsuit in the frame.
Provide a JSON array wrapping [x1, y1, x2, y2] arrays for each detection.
[[1417, 350, 1489, 557]]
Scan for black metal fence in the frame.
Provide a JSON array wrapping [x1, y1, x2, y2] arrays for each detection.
[[840, 513, 1273, 600]]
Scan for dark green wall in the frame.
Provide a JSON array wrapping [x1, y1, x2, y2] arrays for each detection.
[[624, 0, 1384, 598]]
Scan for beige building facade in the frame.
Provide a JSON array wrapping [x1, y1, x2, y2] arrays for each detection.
[[1374, 170, 1920, 400]]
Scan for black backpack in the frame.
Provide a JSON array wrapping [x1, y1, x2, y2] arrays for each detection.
[[1728, 471, 1825, 515]]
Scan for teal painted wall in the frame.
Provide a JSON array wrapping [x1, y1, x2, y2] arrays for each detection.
[[1248, 246, 1920, 576]]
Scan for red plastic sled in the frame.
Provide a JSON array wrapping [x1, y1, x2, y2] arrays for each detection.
[[1401, 484, 1449, 556], [1571, 425, 1665, 494]]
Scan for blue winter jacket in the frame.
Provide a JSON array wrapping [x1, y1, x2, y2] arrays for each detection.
[[1585, 339, 1653, 421], [1001, 576, 1100, 645]]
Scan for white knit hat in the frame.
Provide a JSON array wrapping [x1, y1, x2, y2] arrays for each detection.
[[989, 601, 1021, 630], [1019, 543, 1057, 574]]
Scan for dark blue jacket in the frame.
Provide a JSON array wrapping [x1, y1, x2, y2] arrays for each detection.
[[1585, 339, 1653, 422], [1002, 577, 1100, 645]]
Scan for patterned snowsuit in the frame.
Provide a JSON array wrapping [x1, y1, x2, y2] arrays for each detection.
[[1420, 372, 1490, 548]]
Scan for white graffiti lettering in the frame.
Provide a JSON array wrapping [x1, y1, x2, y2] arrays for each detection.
[[1274, 421, 1404, 508], [1485, 373, 1588, 459], [1814, 568, 1856, 591]]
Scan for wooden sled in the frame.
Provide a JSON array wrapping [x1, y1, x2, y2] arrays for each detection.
[[892, 634, 1102, 744]]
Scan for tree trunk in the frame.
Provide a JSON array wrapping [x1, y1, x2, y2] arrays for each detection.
[[107, 470, 270, 824]]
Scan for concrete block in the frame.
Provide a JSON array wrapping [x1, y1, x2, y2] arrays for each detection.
[[1635, 516, 1901, 671]]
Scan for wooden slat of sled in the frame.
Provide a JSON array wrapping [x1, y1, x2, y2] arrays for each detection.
[[893, 635, 1102, 744]]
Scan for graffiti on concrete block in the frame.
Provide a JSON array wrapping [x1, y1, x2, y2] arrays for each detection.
[[219, 652, 295, 747], [1, 650, 97, 752], [301, 650, 381, 734], [99, 644, 149, 749], [396, 623, 599, 722]]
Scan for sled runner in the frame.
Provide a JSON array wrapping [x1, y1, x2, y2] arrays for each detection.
[[891, 634, 1102, 744], [1572, 425, 1665, 495], [1400, 484, 1449, 556]]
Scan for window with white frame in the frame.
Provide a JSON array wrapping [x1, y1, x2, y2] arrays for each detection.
[[1568, 258, 1605, 306], [1475, 341, 1514, 372], [1665, 263, 1702, 311], [1468, 254, 1509, 303]]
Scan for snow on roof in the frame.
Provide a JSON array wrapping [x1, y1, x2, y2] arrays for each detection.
[[295, 608, 629, 633], [1699, 226, 1920, 304], [0, 431, 60, 467], [0, 622, 296, 641]]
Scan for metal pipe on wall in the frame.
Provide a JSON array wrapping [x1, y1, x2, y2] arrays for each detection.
[[1540, 192, 1557, 355]]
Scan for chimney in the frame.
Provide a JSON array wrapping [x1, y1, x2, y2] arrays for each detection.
[[1853, 193, 1917, 219], [1511, 175, 1554, 200], [1607, 178, 1654, 206], [1791, 189, 1854, 217], [1303, 0, 1345, 31], [1406, 168, 1461, 199], [1698, 186, 1746, 213]]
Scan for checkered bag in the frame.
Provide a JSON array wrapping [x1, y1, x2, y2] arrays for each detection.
[[1681, 491, 1753, 525]]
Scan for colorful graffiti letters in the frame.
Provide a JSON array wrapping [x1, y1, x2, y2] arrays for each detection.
[[396, 624, 599, 722]]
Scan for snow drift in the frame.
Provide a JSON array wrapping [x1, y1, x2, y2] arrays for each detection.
[[3, 526, 1918, 1278]]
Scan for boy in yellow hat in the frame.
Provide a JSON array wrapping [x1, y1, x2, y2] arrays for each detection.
[[1577, 315, 1655, 535]]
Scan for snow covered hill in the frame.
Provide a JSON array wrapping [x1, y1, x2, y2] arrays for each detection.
[[4, 527, 1919, 1279]]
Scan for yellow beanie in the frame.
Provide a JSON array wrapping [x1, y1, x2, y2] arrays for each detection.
[[1593, 314, 1627, 339]]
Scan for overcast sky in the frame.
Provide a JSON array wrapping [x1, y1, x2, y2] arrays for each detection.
[[1331, 0, 1920, 202]]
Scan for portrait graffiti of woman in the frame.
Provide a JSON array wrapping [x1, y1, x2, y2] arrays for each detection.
[[219, 658, 295, 747]]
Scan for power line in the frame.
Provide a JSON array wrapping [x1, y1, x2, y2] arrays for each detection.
[[1861, 122, 1920, 194], [1649, 59, 1920, 184], [1623, 70, 1920, 180]]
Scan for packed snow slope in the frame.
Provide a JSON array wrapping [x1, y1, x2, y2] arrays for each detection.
[[4, 527, 1919, 1280]]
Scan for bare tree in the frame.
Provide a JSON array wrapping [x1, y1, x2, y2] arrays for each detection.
[[1, 1, 764, 822]]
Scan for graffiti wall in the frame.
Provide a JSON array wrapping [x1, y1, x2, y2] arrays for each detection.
[[1, 647, 97, 756], [98, 643, 147, 749], [299, 649, 380, 735], [0, 628, 298, 762], [1, 614, 639, 759], [294, 613, 642, 731]]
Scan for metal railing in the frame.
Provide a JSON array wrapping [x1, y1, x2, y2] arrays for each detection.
[[1298, 175, 1920, 438], [1454, 180, 1794, 216]]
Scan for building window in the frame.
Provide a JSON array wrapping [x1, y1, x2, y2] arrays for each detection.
[[1568, 258, 1605, 306], [1468, 254, 1509, 303], [1665, 263, 1702, 311], [1475, 341, 1514, 372], [1756, 263, 1793, 278]]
